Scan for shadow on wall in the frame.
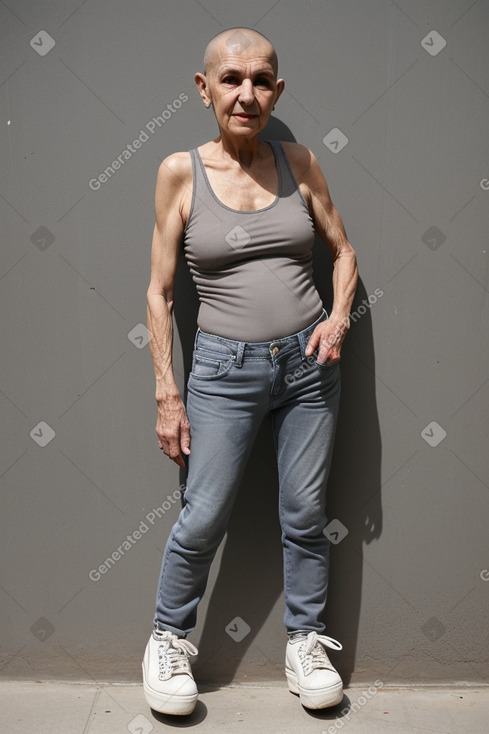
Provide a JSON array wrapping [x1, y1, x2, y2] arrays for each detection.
[[172, 116, 382, 687]]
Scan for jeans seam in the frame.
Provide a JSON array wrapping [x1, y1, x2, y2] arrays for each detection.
[[273, 416, 292, 617], [154, 530, 176, 628]]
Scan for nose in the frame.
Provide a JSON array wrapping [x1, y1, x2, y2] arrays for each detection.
[[238, 79, 255, 106]]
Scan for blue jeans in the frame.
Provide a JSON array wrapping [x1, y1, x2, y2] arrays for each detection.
[[154, 310, 340, 637]]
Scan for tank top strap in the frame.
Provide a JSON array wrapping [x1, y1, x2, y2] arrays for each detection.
[[189, 146, 209, 196], [263, 138, 299, 198], [188, 146, 222, 219]]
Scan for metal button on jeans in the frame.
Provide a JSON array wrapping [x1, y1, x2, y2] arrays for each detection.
[[270, 343, 279, 356]]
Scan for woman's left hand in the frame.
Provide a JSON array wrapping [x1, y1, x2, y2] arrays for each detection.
[[305, 317, 349, 365]]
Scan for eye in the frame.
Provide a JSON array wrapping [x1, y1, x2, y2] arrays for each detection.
[[254, 77, 271, 88], [222, 75, 238, 85]]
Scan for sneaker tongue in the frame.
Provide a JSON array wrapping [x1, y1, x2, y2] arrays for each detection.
[[310, 646, 329, 666], [300, 633, 333, 671], [303, 631, 319, 654]]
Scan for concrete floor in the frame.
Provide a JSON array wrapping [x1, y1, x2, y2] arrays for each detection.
[[1, 681, 488, 734]]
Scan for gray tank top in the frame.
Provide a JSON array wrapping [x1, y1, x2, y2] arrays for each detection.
[[183, 139, 323, 342]]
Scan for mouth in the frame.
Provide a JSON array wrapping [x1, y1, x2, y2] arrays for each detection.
[[233, 113, 258, 122]]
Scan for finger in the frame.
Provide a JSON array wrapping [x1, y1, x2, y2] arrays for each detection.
[[157, 434, 167, 451], [159, 427, 182, 462], [180, 422, 191, 456], [160, 443, 185, 467], [305, 329, 320, 357], [316, 338, 341, 362], [319, 326, 345, 357], [325, 348, 342, 365], [172, 452, 186, 468], [317, 336, 336, 362], [158, 437, 169, 453]]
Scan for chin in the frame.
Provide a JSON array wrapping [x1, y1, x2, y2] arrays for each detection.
[[230, 118, 265, 132]]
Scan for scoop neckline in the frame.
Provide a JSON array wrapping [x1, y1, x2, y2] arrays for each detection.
[[195, 140, 281, 214]]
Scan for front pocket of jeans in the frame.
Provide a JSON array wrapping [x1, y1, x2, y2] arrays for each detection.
[[190, 353, 234, 380], [315, 359, 338, 371]]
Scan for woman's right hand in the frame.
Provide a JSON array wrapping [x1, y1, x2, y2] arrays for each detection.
[[155, 393, 191, 467]]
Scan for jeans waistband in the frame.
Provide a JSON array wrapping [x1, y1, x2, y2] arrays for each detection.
[[194, 309, 327, 366]]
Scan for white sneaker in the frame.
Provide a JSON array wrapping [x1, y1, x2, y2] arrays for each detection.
[[285, 631, 343, 709], [142, 629, 198, 715]]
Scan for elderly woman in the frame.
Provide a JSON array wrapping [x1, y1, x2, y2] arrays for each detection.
[[143, 28, 357, 716]]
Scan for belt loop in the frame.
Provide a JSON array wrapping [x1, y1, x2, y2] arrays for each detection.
[[298, 330, 307, 360], [234, 341, 245, 367]]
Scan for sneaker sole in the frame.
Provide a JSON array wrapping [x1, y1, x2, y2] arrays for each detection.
[[285, 667, 343, 709], [142, 664, 198, 715]]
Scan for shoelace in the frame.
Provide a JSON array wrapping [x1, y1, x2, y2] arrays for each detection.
[[154, 631, 198, 680], [297, 631, 342, 676]]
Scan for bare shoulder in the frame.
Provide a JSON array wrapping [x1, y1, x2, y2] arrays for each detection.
[[279, 141, 327, 206], [157, 150, 192, 187], [281, 140, 318, 182], [155, 150, 193, 223]]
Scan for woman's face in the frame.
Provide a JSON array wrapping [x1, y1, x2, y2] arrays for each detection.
[[196, 41, 284, 139]]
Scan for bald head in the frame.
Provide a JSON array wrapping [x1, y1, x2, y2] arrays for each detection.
[[203, 27, 278, 77]]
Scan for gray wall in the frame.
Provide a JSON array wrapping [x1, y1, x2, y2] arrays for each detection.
[[1, 0, 488, 688]]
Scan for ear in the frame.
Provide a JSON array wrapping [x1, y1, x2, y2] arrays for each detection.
[[195, 72, 212, 108], [274, 78, 285, 106]]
